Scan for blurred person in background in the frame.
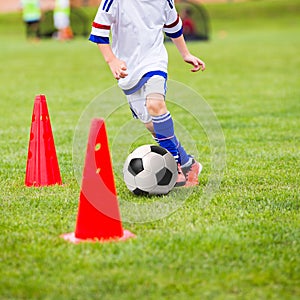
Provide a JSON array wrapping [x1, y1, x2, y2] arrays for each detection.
[[53, 0, 73, 40], [181, 7, 196, 40], [20, 0, 41, 40]]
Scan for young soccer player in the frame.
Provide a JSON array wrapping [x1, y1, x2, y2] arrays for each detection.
[[89, 0, 205, 187], [53, 0, 73, 41], [20, 0, 41, 40]]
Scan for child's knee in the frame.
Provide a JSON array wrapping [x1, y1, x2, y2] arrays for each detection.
[[146, 93, 167, 116]]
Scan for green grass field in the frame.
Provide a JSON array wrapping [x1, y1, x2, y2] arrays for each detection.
[[1, 0, 299, 299]]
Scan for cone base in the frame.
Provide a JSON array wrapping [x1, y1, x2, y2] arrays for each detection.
[[60, 230, 135, 244], [25, 181, 62, 187]]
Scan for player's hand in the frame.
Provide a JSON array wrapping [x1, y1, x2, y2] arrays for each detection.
[[183, 54, 206, 72], [108, 58, 128, 80]]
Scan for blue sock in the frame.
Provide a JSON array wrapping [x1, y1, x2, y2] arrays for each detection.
[[152, 112, 189, 165], [177, 142, 190, 166]]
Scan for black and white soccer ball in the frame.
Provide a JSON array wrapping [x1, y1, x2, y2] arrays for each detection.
[[123, 145, 178, 195]]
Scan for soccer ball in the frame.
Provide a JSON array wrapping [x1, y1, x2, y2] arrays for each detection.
[[123, 145, 178, 195]]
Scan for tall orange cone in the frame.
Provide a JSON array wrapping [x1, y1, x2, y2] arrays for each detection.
[[61, 118, 135, 243], [25, 95, 62, 187]]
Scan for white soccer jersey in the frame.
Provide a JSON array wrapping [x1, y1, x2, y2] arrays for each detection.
[[90, 0, 183, 92]]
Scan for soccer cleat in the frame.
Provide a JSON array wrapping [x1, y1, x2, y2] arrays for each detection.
[[175, 164, 186, 187], [181, 158, 202, 187]]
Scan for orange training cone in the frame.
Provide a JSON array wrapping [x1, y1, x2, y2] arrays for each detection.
[[25, 95, 62, 187], [61, 118, 135, 243]]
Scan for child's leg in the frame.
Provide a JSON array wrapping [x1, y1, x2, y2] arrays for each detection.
[[25, 20, 40, 39], [126, 76, 201, 186], [146, 93, 189, 165], [26, 21, 33, 39], [126, 76, 190, 165]]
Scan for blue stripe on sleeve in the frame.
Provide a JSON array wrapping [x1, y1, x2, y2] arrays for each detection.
[[102, 0, 109, 11], [165, 27, 183, 39], [167, 0, 174, 9], [89, 34, 110, 44], [105, 0, 114, 12], [102, 0, 114, 12]]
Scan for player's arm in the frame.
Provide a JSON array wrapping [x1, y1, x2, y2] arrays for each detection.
[[163, 3, 205, 72], [89, 2, 127, 80], [171, 35, 205, 72], [97, 44, 128, 80]]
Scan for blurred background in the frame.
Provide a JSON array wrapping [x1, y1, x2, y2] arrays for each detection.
[[0, 0, 247, 13], [1, 0, 217, 40]]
